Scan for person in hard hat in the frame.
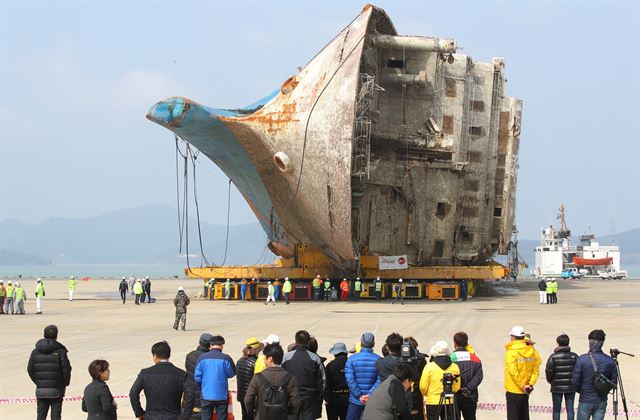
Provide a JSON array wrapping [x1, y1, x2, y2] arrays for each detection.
[[67, 276, 78, 301], [354, 277, 362, 302], [273, 278, 281, 301], [282, 277, 292, 305], [144, 276, 152, 303], [133, 279, 143, 305], [0, 280, 6, 314], [392, 279, 404, 305], [249, 278, 257, 300], [118, 277, 128, 304], [323, 278, 332, 302], [265, 281, 276, 306], [340, 278, 349, 301], [14, 282, 26, 315], [551, 279, 559, 304], [546, 279, 554, 304], [374, 277, 383, 302], [173, 286, 190, 331], [240, 278, 248, 302], [35, 279, 45, 314], [224, 279, 231, 300], [312, 275, 322, 301], [4, 280, 15, 314], [128, 274, 135, 296]]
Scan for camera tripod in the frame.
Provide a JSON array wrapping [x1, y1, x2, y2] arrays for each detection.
[[436, 392, 459, 420], [610, 348, 634, 420]]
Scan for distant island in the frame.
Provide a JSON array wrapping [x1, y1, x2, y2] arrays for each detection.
[[1, 205, 638, 267]]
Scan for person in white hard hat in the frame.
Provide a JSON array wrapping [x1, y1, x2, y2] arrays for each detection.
[[35, 278, 45, 314], [67, 276, 78, 301], [265, 281, 276, 306], [173, 286, 190, 331]]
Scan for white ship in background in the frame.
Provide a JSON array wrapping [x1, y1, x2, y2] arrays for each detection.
[[534, 204, 624, 278]]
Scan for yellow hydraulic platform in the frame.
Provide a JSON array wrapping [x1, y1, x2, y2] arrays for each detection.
[[185, 244, 509, 298]]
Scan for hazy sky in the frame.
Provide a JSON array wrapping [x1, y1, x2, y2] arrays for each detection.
[[1, 1, 638, 241]]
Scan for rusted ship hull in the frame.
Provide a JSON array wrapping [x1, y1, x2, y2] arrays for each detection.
[[147, 5, 522, 270]]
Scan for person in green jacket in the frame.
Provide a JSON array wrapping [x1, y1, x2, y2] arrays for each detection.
[[4, 281, 15, 314], [265, 281, 276, 306], [67, 276, 78, 301], [224, 279, 232, 300], [545, 279, 554, 304], [324, 280, 332, 302], [354, 277, 362, 302], [551, 280, 558, 304], [282, 277, 292, 305], [133, 279, 143, 305], [374, 277, 383, 302], [35, 279, 45, 314], [14, 282, 26, 315]]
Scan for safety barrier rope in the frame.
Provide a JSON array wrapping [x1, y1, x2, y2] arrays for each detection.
[[2, 395, 639, 416]]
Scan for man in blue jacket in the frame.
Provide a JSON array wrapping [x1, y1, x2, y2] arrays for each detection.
[[572, 329, 617, 420], [195, 335, 236, 420], [345, 332, 380, 420]]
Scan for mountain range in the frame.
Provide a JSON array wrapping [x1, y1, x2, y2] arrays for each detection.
[[0, 205, 268, 265], [1, 205, 638, 266]]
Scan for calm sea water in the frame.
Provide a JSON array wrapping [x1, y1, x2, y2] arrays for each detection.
[[0, 264, 189, 279], [2, 264, 638, 279]]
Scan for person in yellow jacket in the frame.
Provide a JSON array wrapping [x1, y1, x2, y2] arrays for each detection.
[[420, 340, 461, 420], [67, 276, 78, 301], [133, 279, 143, 305], [504, 326, 542, 420], [4, 280, 15, 314], [35, 279, 45, 314], [253, 334, 280, 374], [14, 282, 26, 315], [282, 277, 292, 305]]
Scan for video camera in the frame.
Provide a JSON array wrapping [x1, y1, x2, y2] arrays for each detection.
[[401, 340, 412, 361]]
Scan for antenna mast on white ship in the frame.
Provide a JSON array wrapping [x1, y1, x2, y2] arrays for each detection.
[[557, 203, 571, 239]]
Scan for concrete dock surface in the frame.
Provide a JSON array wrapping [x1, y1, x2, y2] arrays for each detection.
[[1, 277, 638, 419]]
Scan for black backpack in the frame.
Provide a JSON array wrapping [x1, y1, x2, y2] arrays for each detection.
[[256, 372, 292, 420]]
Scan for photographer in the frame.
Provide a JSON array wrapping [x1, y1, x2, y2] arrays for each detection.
[[419, 341, 460, 420], [404, 337, 427, 420], [450, 332, 483, 420], [571, 329, 617, 420]]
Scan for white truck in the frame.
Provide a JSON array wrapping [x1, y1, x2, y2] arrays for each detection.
[[599, 268, 627, 280]]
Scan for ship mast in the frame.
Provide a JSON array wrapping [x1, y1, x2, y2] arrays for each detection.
[[557, 203, 571, 239]]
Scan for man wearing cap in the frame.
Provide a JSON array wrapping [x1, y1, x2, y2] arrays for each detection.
[[420, 340, 461, 420], [236, 337, 264, 420], [325, 342, 350, 420], [185, 333, 213, 419], [254, 334, 280, 374], [572, 329, 617, 420], [195, 335, 237, 420], [392, 279, 404, 305], [4, 280, 15, 314], [282, 330, 326, 419], [504, 326, 542, 420], [345, 332, 380, 420], [173, 287, 190, 331]]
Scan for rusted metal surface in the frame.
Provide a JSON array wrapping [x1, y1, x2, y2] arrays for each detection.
[[147, 5, 522, 271]]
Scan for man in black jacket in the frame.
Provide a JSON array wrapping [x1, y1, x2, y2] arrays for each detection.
[[324, 342, 350, 420], [236, 337, 264, 420], [538, 279, 547, 304], [27, 325, 72, 420], [376, 333, 403, 382], [545, 333, 578, 420], [185, 333, 213, 419], [119, 277, 128, 304], [130, 340, 194, 419], [450, 332, 483, 420], [282, 330, 326, 420]]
